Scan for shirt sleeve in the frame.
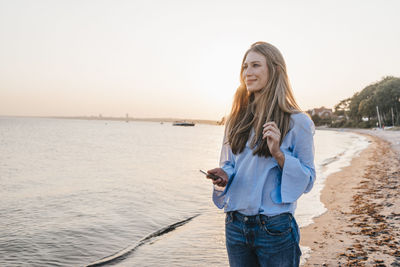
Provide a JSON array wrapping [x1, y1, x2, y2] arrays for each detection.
[[273, 114, 316, 204], [212, 131, 235, 209], [219, 134, 235, 180]]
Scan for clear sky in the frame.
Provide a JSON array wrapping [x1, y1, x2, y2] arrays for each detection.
[[1, 0, 399, 120]]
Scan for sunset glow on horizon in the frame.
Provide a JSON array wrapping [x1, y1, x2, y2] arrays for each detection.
[[1, 0, 400, 120]]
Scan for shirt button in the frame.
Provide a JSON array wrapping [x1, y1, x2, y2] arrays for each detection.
[[244, 217, 248, 222]]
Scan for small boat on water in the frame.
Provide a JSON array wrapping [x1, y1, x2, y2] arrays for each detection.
[[172, 121, 195, 126]]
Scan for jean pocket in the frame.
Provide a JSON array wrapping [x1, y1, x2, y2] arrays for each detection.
[[261, 213, 292, 236], [225, 212, 233, 225]]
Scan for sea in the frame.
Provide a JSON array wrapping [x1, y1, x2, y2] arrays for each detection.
[[0, 117, 370, 267]]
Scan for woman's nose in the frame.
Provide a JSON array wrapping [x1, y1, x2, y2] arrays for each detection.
[[245, 67, 254, 76]]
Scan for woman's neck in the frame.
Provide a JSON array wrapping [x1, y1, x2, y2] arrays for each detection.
[[250, 91, 263, 102], [255, 92, 263, 102]]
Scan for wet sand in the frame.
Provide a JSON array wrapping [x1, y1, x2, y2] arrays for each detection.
[[301, 129, 400, 266]]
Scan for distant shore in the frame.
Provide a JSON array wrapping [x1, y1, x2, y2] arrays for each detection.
[[301, 128, 400, 265], [0, 115, 222, 126]]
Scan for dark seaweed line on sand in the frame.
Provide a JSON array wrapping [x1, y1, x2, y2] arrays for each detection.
[[85, 214, 200, 267]]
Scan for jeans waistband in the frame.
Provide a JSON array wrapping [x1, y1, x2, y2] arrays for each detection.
[[227, 211, 293, 224]]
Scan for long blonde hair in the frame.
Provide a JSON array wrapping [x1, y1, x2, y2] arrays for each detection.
[[226, 41, 302, 157]]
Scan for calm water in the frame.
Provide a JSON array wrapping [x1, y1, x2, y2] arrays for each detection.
[[0, 117, 369, 266]]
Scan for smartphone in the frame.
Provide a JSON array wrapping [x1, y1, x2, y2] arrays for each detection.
[[199, 169, 221, 181]]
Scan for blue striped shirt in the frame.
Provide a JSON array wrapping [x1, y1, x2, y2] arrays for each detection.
[[213, 112, 316, 216]]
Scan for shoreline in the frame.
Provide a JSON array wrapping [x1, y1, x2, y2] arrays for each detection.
[[301, 129, 400, 265], [0, 115, 222, 126]]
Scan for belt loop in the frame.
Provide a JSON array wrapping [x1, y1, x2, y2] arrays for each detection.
[[288, 212, 293, 222], [228, 211, 234, 222], [256, 214, 261, 226]]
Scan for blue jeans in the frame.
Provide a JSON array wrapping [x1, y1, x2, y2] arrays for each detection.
[[225, 211, 301, 267]]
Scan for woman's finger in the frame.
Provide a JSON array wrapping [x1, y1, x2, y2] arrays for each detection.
[[263, 128, 281, 140], [263, 128, 277, 137], [207, 168, 219, 174], [262, 125, 274, 135], [263, 121, 277, 128], [206, 175, 215, 180], [263, 122, 279, 131], [213, 177, 227, 187], [262, 124, 280, 134], [263, 131, 280, 141], [214, 178, 222, 184], [263, 127, 278, 136], [218, 179, 227, 187]]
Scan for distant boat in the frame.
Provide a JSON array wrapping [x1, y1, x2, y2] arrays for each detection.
[[173, 121, 195, 126]]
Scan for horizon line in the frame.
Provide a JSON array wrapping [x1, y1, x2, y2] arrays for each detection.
[[0, 115, 223, 125]]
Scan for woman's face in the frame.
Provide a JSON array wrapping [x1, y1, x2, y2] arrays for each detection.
[[242, 51, 269, 93]]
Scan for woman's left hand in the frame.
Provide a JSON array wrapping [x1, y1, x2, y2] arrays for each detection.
[[262, 121, 285, 167]]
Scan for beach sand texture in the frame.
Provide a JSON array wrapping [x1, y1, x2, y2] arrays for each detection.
[[301, 130, 400, 266]]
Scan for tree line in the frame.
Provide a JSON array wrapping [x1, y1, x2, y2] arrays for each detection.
[[316, 76, 400, 128]]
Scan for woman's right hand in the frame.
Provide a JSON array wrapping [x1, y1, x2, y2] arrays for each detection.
[[206, 168, 228, 187]]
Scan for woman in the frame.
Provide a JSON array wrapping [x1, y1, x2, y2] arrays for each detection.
[[206, 42, 315, 267]]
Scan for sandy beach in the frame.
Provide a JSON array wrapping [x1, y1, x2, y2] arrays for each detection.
[[301, 129, 400, 266]]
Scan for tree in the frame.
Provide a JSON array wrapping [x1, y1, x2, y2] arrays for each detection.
[[333, 76, 400, 127], [334, 98, 351, 116], [348, 83, 377, 123], [374, 77, 400, 126]]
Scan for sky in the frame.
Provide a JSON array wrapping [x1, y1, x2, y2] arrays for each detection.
[[1, 0, 400, 120]]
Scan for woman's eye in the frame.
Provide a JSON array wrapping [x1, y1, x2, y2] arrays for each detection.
[[243, 65, 248, 69], [253, 64, 260, 67]]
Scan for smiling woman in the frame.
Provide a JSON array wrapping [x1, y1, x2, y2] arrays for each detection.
[[206, 42, 316, 267], [242, 51, 269, 93]]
